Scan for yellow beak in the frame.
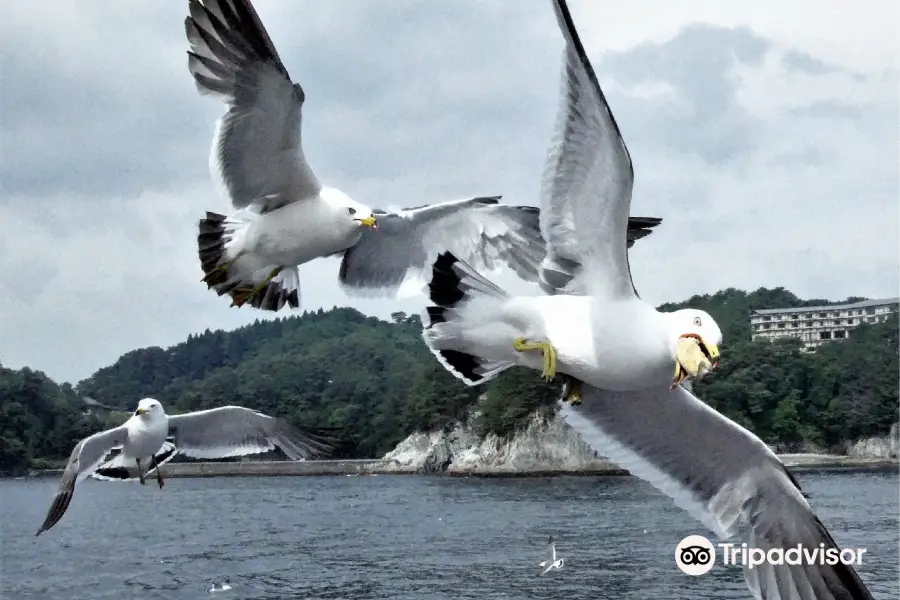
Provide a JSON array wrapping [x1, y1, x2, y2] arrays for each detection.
[[672, 334, 721, 390], [358, 216, 378, 228], [135, 407, 146, 416]]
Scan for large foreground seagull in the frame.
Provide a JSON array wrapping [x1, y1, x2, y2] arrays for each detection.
[[183, 0, 663, 311], [420, 1, 875, 599], [35, 398, 336, 536]]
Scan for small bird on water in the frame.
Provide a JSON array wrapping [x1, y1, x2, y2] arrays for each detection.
[[208, 581, 233, 593]]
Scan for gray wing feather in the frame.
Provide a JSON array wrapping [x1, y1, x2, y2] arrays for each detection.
[[167, 406, 335, 460], [558, 384, 875, 600], [185, 0, 320, 214], [540, 0, 636, 300], [338, 196, 547, 297], [35, 425, 129, 536], [538, 215, 662, 297]]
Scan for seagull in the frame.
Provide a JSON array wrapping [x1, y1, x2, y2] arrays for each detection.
[[182, 0, 639, 312], [538, 535, 564, 575], [419, 1, 876, 599], [35, 398, 336, 536]]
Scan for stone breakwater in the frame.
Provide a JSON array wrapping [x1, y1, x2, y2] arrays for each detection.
[[26, 454, 894, 479], [24, 415, 897, 479]]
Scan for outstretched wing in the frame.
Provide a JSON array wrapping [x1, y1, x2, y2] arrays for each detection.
[[185, 0, 321, 214], [557, 384, 875, 600], [539, 0, 637, 300], [338, 196, 546, 297], [35, 425, 130, 536], [167, 406, 337, 460], [339, 195, 662, 298]]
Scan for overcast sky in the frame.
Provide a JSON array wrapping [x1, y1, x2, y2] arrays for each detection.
[[1, 0, 897, 384]]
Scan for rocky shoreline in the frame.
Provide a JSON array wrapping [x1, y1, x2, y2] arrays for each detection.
[[20, 454, 897, 480]]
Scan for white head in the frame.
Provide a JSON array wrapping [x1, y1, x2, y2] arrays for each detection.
[[133, 397, 164, 419], [320, 187, 378, 233], [664, 309, 723, 385]]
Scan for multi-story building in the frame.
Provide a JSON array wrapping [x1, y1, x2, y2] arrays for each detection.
[[750, 297, 899, 350]]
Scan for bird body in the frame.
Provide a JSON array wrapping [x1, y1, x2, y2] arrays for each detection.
[[124, 400, 169, 465], [538, 537, 564, 575], [423, 254, 720, 393]]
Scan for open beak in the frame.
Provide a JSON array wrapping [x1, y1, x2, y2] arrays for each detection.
[[671, 334, 720, 390], [357, 216, 378, 229], [134, 407, 146, 416]]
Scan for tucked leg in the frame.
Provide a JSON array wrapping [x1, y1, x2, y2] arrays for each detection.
[[149, 455, 165, 489], [230, 266, 284, 307], [513, 336, 557, 382], [561, 376, 583, 405]]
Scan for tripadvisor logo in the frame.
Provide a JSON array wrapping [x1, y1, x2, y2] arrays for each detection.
[[675, 535, 716, 576], [675, 535, 867, 576]]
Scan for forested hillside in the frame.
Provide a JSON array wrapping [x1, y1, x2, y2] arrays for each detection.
[[1, 287, 897, 474]]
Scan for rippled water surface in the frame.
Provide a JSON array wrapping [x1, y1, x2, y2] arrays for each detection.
[[1, 470, 897, 599]]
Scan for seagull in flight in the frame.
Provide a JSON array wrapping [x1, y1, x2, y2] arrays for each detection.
[[419, 1, 876, 599], [183, 0, 664, 311], [538, 536, 564, 575], [35, 398, 336, 536]]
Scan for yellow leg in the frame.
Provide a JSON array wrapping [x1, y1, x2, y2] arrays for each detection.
[[230, 266, 284, 307], [513, 336, 557, 382]]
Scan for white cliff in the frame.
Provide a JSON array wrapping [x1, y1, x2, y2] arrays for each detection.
[[845, 422, 899, 459], [382, 409, 899, 475], [383, 411, 622, 475]]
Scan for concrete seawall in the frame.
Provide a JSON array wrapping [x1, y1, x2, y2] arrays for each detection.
[[23, 454, 897, 479]]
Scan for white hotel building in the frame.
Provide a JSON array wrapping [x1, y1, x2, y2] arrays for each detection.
[[749, 298, 899, 350]]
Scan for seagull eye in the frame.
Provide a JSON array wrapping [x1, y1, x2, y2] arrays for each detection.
[[693, 316, 702, 326], [348, 207, 357, 215]]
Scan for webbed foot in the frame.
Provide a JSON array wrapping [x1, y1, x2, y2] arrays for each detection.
[[513, 336, 557, 382]]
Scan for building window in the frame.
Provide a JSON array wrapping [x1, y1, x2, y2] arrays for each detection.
[[778, 323, 786, 329], [819, 331, 832, 340], [833, 330, 846, 339]]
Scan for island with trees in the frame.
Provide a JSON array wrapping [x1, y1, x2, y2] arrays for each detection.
[[1, 287, 897, 475]]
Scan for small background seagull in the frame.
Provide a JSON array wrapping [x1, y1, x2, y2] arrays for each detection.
[[538, 535, 564, 575]]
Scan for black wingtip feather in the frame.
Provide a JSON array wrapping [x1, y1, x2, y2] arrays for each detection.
[[427, 252, 465, 308], [92, 466, 132, 480], [438, 350, 485, 385], [426, 306, 447, 326]]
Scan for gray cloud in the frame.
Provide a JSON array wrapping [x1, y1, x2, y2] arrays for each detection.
[[0, 1, 896, 384], [600, 25, 769, 166], [781, 49, 843, 75]]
